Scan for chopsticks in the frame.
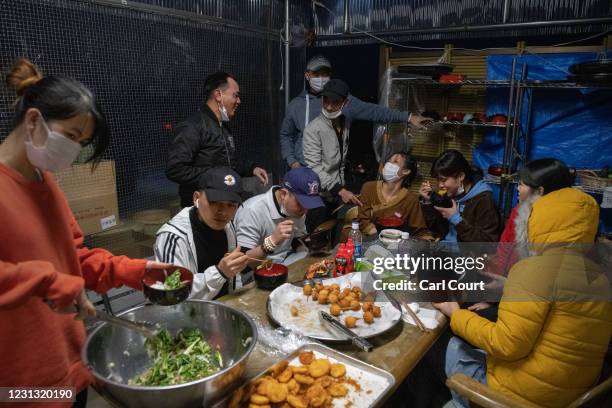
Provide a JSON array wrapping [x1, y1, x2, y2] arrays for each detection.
[[330, 195, 361, 215], [401, 301, 430, 333], [223, 252, 267, 263]]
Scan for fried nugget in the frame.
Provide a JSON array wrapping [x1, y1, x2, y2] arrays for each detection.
[[250, 393, 270, 404], [339, 298, 350, 308], [328, 293, 339, 304], [290, 365, 308, 375], [286, 394, 308, 408], [303, 284, 312, 296], [248, 404, 271, 408], [350, 300, 361, 311], [330, 303, 342, 316], [290, 306, 299, 317], [363, 311, 374, 324], [287, 378, 299, 395], [298, 351, 314, 365], [372, 305, 382, 317], [362, 301, 373, 312], [293, 373, 314, 385], [277, 368, 293, 383], [345, 316, 358, 328], [306, 384, 327, 407], [257, 380, 270, 396], [314, 375, 333, 388], [315, 283, 324, 291], [329, 383, 349, 397], [330, 363, 346, 378], [266, 381, 288, 403], [269, 360, 289, 377], [308, 359, 331, 378]]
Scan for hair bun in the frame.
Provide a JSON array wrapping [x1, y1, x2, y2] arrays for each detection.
[[6, 58, 43, 96]]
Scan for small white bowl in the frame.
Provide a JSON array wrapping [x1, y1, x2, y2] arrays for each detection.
[[379, 228, 402, 249]]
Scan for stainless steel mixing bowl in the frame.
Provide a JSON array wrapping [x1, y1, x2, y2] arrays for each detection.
[[82, 300, 257, 407]]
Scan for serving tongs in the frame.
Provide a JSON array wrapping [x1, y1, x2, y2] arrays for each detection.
[[320, 311, 373, 352], [90, 309, 160, 338], [65, 302, 160, 338]]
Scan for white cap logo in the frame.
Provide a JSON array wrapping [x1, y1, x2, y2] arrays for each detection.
[[224, 175, 235, 186], [308, 181, 319, 195]]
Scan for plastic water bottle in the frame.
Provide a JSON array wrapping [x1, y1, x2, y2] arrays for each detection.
[[350, 220, 363, 261], [398, 231, 411, 256]]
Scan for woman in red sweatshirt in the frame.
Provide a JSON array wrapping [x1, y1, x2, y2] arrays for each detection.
[[0, 59, 168, 407]]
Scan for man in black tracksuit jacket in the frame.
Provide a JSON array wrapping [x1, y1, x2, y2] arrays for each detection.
[[166, 72, 269, 207]]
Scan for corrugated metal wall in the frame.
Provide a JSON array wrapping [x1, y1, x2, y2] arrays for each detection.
[[131, 0, 310, 30], [314, 0, 612, 45]]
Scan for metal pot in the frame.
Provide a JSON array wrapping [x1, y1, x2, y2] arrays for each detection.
[[82, 301, 257, 407]]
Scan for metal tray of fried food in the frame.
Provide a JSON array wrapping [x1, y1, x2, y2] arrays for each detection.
[[225, 342, 396, 408]]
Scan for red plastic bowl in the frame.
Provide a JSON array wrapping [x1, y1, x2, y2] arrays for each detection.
[[442, 112, 465, 122], [439, 74, 465, 83], [255, 263, 288, 290], [488, 114, 507, 125], [488, 165, 503, 176], [376, 216, 404, 227]]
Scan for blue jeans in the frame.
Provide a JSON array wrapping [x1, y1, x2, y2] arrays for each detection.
[[445, 336, 487, 408]]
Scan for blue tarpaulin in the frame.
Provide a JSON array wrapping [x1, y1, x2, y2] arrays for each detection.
[[473, 52, 612, 232]]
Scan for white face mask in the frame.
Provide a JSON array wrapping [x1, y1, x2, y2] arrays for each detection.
[[382, 162, 402, 183], [25, 115, 82, 172], [309, 76, 329, 93], [322, 101, 344, 120]]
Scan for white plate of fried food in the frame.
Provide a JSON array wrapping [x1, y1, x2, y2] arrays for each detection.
[[267, 273, 402, 342], [227, 343, 395, 408]]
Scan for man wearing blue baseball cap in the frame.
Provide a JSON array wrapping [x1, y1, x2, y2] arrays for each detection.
[[234, 167, 324, 265]]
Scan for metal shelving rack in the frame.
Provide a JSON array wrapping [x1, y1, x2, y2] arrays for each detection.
[[518, 77, 612, 200], [382, 61, 612, 217], [381, 61, 522, 217]]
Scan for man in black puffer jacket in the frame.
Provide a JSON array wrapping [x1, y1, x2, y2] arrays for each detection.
[[166, 72, 269, 207]]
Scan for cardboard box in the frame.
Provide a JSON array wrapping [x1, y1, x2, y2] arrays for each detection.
[[54, 160, 120, 236]]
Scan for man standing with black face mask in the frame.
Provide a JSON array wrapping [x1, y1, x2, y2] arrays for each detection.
[[166, 72, 269, 207], [280, 56, 430, 170]]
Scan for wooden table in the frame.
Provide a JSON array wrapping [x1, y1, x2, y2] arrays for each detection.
[[217, 254, 449, 398]]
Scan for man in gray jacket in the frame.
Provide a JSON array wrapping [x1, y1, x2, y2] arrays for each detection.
[[303, 79, 362, 231], [280, 55, 429, 169]]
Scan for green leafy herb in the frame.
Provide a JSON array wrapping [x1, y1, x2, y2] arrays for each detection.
[[131, 328, 223, 386], [164, 269, 182, 290]]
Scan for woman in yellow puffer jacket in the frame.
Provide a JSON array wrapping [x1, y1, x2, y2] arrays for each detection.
[[435, 187, 612, 408]]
